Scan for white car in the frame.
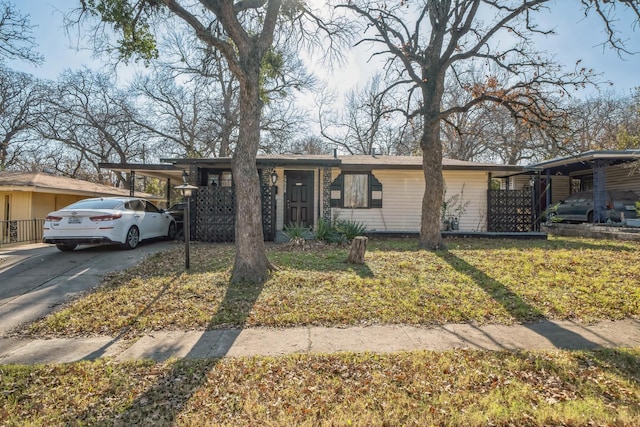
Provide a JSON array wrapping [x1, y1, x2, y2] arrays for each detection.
[[43, 197, 177, 251]]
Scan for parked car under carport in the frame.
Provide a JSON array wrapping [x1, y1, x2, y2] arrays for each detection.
[[542, 189, 640, 223]]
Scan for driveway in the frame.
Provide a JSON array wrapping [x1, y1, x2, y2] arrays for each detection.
[[0, 240, 177, 336]]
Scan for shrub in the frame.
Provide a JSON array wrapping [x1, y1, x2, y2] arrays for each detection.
[[313, 217, 347, 244], [313, 217, 333, 242], [283, 222, 309, 241], [335, 219, 367, 241]]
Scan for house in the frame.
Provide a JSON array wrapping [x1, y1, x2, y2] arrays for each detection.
[[0, 171, 160, 244], [101, 155, 527, 242]]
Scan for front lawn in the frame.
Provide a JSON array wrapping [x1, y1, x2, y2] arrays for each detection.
[[19, 236, 640, 338], [2, 348, 639, 426], [4, 236, 640, 426]]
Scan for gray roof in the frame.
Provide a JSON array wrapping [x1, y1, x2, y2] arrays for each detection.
[[528, 150, 640, 175], [158, 154, 523, 172]]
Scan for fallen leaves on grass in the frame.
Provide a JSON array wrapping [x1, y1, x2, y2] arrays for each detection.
[[4, 348, 639, 426], [16, 237, 640, 338]]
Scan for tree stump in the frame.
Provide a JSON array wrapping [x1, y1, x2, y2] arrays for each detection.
[[347, 236, 368, 264]]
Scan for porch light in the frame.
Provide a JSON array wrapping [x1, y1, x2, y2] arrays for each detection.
[[175, 172, 198, 269], [271, 170, 278, 185]]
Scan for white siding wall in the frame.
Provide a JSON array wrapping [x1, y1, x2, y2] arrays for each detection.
[[442, 171, 489, 231], [331, 169, 490, 232], [548, 164, 640, 201], [605, 164, 640, 193], [549, 176, 571, 204]]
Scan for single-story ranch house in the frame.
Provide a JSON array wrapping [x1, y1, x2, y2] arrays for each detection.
[[101, 154, 528, 242], [100, 150, 640, 242]]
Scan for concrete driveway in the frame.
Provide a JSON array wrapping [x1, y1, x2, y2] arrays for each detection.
[[0, 240, 177, 336]]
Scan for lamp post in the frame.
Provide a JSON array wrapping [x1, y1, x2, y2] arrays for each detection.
[[270, 170, 278, 240], [175, 171, 198, 269]]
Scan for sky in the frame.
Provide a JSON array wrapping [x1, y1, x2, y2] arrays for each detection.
[[8, 0, 640, 99]]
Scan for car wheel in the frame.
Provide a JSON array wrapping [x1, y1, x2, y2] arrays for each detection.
[[56, 243, 77, 252], [167, 221, 177, 240], [587, 211, 594, 223], [123, 226, 140, 250]]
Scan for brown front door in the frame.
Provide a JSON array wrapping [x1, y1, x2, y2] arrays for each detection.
[[285, 171, 314, 227]]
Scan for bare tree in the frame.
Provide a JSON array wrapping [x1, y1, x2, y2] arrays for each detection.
[[155, 25, 315, 157], [616, 88, 640, 149], [319, 74, 407, 155], [0, 66, 44, 170], [35, 69, 149, 186], [131, 70, 227, 158], [0, 1, 43, 64], [288, 135, 332, 155], [76, 0, 349, 283], [339, 0, 638, 249]]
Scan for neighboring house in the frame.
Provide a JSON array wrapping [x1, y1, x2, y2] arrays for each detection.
[[101, 155, 526, 242], [0, 171, 160, 244]]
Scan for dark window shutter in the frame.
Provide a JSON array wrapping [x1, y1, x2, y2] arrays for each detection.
[[330, 174, 343, 207], [370, 174, 382, 208]]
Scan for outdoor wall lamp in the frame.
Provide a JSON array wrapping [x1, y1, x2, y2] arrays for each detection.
[[271, 170, 278, 194], [175, 171, 198, 269]]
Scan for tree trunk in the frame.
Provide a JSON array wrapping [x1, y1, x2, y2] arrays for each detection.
[[230, 65, 272, 284], [419, 113, 445, 250], [347, 236, 368, 264]]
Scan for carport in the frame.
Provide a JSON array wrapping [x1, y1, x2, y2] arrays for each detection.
[[98, 163, 184, 208], [531, 150, 640, 223]]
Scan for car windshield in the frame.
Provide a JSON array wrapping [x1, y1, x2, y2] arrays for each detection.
[[64, 199, 124, 210]]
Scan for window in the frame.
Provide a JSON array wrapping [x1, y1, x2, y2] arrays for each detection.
[[330, 173, 382, 209], [344, 174, 369, 208], [205, 170, 233, 188], [145, 201, 161, 213]]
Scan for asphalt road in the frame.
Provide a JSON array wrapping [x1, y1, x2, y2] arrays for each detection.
[[0, 240, 176, 336]]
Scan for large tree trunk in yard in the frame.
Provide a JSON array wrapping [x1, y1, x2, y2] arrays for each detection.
[[419, 113, 445, 250], [230, 67, 273, 284]]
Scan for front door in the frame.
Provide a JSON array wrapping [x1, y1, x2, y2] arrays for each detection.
[[285, 171, 314, 227]]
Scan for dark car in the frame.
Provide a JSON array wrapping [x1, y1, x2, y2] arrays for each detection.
[[166, 202, 186, 225], [543, 189, 640, 223]]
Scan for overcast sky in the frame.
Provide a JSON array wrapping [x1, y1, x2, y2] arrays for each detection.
[[9, 0, 640, 99]]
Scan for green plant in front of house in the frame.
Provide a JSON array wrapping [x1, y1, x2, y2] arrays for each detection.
[[334, 219, 367, 241], [312, 217, 364, 243], [283, 222, 309, 241], [313, 217, 346, 244]]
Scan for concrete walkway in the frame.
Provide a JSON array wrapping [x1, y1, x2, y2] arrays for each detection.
[[2, 242, 640, 365], [2, 319, 640, 365]]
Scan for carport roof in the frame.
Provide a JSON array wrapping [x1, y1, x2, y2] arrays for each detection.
[[530, 150, 640, 175], [99, 162, 184, 182]]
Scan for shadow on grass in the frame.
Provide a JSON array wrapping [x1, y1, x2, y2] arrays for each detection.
[[77, 275, 265, 425], [435, 250, 640, 405], [436, 250, 599, 349]]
